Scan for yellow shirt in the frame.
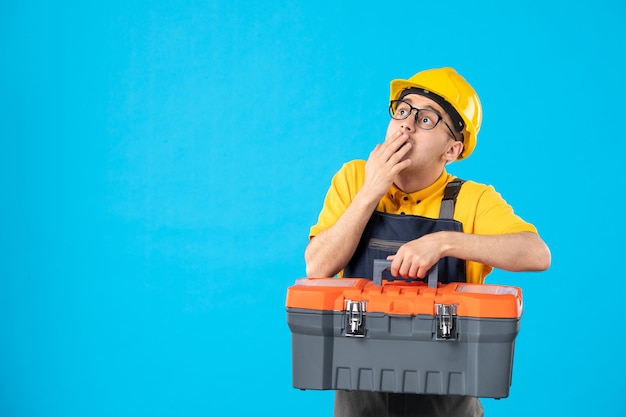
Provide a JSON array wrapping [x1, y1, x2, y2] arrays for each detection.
[[309, 160, 538, 284]]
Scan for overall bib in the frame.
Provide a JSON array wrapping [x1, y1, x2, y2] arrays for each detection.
[[343, 178, 466, 283], [335, 179, 484, 417]]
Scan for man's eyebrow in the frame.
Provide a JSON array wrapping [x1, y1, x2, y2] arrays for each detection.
[[422, 104, 443, 117]]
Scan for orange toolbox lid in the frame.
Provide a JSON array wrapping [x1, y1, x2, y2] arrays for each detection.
[[286, 277, 522, 319]]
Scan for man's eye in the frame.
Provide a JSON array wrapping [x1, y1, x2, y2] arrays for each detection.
[[395, 104, 411, 117], [420, 116, 433, 125]]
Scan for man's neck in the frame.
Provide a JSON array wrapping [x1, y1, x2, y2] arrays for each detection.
[[393, 167, 444, 194]]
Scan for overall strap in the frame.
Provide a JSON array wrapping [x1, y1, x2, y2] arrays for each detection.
[[428, 178, 465, 287], [439, 178, 465, 219]]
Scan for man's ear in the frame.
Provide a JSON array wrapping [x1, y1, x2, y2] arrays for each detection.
[[444, 140, 464, 162]]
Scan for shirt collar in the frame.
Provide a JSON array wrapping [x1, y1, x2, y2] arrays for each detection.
[[389, 170, 449, 205]]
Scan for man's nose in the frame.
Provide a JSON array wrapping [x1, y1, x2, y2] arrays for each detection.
[[400, 113, 416, 131]]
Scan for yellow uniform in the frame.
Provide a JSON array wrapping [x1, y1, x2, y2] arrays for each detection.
[[310, 160, 538, 284]]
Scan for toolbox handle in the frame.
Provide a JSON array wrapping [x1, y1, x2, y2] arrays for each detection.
[[373, 259, 438, 288]]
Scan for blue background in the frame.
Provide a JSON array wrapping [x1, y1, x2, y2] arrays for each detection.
[[1, 1, 624, 416]]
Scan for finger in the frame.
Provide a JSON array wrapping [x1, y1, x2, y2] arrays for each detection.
[[377, 141, 411, 173], [369, 136, 409, 170], [408, 262, 420, 278], [384, 130, 403, 143], [381, 132, 410, 158], [416, 265, 426, 279], [384, 158, 412, 180], [368, 144, 383, 159], [389, 256, 401, 277], [397, 258, 411, 278], [417, 263, 434, 279]]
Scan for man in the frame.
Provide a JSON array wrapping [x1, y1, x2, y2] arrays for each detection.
[[304, 67, 551, 417]]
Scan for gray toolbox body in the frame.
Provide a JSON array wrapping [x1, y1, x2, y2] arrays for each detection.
[[286, 260, 522, 399]]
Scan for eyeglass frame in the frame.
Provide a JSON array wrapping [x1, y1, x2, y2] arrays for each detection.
[[388, 99, 463, 142]]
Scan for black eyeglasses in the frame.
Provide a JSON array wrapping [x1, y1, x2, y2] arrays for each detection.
[[389, 100, 461, 142]]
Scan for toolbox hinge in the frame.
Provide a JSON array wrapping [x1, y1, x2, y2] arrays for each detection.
[[435, 304, 458, 340], [344, 300, 367, 337]]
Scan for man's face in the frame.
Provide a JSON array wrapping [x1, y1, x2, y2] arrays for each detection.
[[385, 94, 462, 168]]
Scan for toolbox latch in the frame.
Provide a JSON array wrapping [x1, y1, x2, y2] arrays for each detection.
[[435, 304, 458, 340], [344, 300, 367, 337]]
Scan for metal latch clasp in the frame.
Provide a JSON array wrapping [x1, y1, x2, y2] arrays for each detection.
[[435, 304, 458, 340], [344, 300, 367, 337]]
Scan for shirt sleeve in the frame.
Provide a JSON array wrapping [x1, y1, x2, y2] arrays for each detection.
[[459, 182, 539, 283], [309, 160, 366, 239], [462, 182, 538, 235]]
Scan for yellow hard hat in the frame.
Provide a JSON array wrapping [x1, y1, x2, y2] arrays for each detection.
[[389, 67, 482, 160]]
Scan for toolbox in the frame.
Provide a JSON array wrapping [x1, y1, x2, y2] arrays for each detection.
[[286, 260, 523, 399]]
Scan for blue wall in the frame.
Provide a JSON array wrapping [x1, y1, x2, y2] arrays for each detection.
[[1, 1, 624, 416]]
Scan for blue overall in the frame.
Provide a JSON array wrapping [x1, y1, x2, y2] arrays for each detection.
[[334, 178, 484, 417], [343, 178, 466, 283]]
